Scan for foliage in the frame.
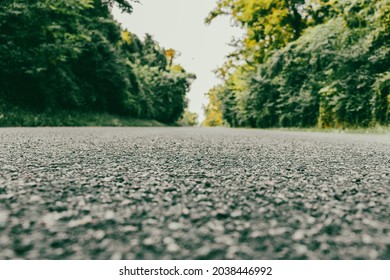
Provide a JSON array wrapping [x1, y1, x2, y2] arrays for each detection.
[[206, 0, 336, 65], [372, 72, 390, 125], [178, 110, 199, 126], [205, 0, 390, 128], [123, 33, 196, 122], [0, 0, 194, 124], [203, 86, 225, 126], [0, 105, 164, 127]]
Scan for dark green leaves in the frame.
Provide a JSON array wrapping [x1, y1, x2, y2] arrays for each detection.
[[0, 0, 194, 124]]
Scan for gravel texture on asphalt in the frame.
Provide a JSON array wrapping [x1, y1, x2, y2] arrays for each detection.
[[0, 127, 389, 260]]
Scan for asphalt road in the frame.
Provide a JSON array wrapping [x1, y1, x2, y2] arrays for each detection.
[[0, 127, 389, 259]]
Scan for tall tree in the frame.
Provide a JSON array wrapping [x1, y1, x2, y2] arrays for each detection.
[[204, 0, 390, 128], [0, 0, 195, 124], [206, 0, 334, 64]]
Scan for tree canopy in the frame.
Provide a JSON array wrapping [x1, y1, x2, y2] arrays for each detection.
[[204, 0, 389, 128], [0, 0, 195, 124]]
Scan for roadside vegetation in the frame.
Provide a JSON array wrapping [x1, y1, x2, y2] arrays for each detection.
[[0, 0, 195, 126], [178, 110, 199, 126], [0, 107, 165, 127], [203, 0, 389, 129]]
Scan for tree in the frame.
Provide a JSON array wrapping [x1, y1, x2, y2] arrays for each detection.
[[121, 32, 196, 122], [203, 86, 225, 126], [206, 0, 334, 65], [0, 0, 195, 124], [179, 110, 199, 126], [204, 0, 390, 128]]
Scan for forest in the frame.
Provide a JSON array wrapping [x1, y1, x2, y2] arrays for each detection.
[[203, 0, 389, 128], [0, 0, 195, 125]]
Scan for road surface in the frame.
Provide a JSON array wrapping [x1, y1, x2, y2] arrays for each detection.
[[0, 127, 389, 259]]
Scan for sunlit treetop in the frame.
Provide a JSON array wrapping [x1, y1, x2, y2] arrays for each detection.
[[206, 0, 337, 65]]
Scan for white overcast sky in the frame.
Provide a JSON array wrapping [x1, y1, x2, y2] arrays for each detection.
[[112, 0, 243, 122]]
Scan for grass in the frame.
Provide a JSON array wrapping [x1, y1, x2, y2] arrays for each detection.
[[269, 126, 390, 134], [1, 108, 388, 132], [0, 108, 166, 127], [202, 124, 390, 134]]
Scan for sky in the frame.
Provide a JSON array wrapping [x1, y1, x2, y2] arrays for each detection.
[[112, 0, 243, 123]]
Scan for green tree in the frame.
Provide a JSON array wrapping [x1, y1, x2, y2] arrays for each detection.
[[0, 0, 195, 124], [121, 32, 195, 122], [205, 0, 390, 128], [0, 0, 132, 113], [179, 110, 199, 126], [206, 0, 335, 65], [203, 86, 225, 126]]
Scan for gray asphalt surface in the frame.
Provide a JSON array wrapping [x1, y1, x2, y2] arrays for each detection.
[[0, 127, 389, 260]]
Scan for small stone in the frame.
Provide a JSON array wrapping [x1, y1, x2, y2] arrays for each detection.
[[292, 230, 305, 241], [250, 231, 266, 238], [307, 216, 316, 224], [0, 234, 10, 245], [182, 208, 190, 216], [0, 249, 15, 259], [41, 213, 60, 228], [207, 220, 224, 233], [168, 222, 182, 231], [29, 195, 42, 202], [143, 218, 158, 225], [94, 230, 105, 240], [163, 237, 175, 245], [226, 246, 238, 259], [104, 210, 115, 220], [122, 226, 138, 233], [102, 177, 114, 182], [362, 234, 373, 244], [264, 180, 275, 186], [120, 199, 131, 206], [67, 216, 92, 228], [197, 246, 211, 257], [142, 237, 155, 246], [0, 210, 9, 227], [269, 227, 288, 236], [167, 242, 180, 253], [368, 201, 376, 207], [294, 244, 308, 255], [368, 249, 378, 259], [111, 251, 122, 260], [230, 210, 242, 218], [215, 235, 234, 246]]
